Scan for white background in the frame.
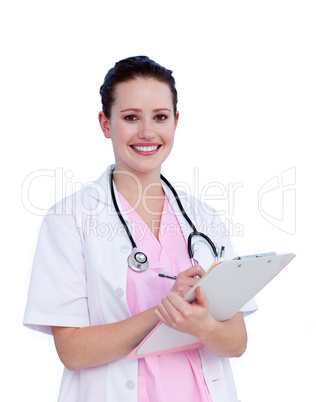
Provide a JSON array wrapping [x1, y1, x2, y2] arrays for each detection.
[[1, 1, 315, 401]]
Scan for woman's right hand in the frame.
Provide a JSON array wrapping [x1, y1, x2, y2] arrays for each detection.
[[171, 265, 205, 297]]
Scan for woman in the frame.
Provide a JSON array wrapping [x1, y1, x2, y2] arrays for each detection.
[[24, 56, 256, 402]]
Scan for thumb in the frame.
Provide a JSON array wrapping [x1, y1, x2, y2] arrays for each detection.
[[195, 287, 209, 308]]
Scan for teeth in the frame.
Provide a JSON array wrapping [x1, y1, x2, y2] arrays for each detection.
[[133, 145, 159, 152]]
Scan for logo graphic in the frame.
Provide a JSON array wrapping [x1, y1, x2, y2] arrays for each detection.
[[258, 167, 296, 234]]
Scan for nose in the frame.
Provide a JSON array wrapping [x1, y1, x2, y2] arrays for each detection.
[[138, 119, 156, 140]]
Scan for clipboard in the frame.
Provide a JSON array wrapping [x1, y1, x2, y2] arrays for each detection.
[[125, 252, 295, 360]]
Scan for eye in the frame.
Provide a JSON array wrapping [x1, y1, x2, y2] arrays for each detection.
[[124, 115, 137, 121], [155, 114, 168, 121]]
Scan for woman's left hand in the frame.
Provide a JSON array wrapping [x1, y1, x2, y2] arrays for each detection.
[[155, 286, 214, 339], [155, 287, 248, 357]]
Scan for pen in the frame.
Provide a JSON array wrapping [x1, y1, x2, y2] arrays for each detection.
[[219, 246, 225, 259], [158, 273, 177, 280]]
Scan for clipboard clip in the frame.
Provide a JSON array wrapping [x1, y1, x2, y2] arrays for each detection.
[[233, 251, 277, 260]]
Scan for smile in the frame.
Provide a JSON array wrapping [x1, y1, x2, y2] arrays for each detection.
[[131, 144, 161, 153]]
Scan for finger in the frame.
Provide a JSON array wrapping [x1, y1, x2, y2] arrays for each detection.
[[159, 295, 193, 329], [156, 302, 182, 328], [164, 292, 191, 316], [176, 277, 202, 288], [195, 287, 209, 309], [176, 265, 205, 286], [155, 306, 170, 325], [173, 267, 205, 292], [155, 304, 184, 330], [156, 296, 177, 323], [178, 265, 205, 279]]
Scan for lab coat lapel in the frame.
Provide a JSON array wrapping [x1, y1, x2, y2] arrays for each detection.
[[87, 164, 135, 237]]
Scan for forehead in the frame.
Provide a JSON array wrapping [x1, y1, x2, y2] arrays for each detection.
[[113, 77, 173, 108]]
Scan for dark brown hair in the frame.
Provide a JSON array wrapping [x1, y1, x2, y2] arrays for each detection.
[[100, 56, 178, 118]]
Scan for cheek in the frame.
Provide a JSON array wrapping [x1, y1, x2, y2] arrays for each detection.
[[162, 126, 175, 144], [113, 122, 136, 141]]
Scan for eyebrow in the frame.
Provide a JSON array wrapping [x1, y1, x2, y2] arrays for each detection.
[[120, 108, 171, 113]]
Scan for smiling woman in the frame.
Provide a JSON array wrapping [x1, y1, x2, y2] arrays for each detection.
[[98, 77, 178, 178], [23, 56, 257, 402]]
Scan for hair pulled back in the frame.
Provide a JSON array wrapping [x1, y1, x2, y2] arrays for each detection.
[[100, 56, 178, 118]]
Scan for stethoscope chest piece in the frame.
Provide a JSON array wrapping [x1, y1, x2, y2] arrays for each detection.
[[128, 251, 149, 272]]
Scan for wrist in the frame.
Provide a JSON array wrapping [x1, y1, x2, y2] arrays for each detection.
[[197, 314, 221, 342]]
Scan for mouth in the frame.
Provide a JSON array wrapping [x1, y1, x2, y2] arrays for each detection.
[[130, 144, 162, 154]]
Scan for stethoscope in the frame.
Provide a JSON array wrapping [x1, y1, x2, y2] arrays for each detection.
[[110, 168, 219, 272]]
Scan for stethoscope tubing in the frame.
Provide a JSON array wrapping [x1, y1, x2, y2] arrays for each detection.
[[110, 169, 137, 250], [110, 168, 218, 270], [160, 174, 218, 260]]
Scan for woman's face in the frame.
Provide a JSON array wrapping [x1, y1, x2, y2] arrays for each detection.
[[99, 77, 179, 177]]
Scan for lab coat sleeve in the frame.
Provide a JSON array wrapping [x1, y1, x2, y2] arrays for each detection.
[[23, 207, 90, 335]]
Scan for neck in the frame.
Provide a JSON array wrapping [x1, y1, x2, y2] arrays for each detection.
[[112, 168, 164, 206]]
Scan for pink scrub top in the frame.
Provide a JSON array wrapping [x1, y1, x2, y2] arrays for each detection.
[[118, 193, 212, 402]]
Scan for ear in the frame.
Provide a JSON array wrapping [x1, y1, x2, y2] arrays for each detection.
[[174, 111, 179, 131], [98, 111, 111, 139]]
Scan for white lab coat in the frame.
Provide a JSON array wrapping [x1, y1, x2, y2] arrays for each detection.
[[24, 164, 257, 402]]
